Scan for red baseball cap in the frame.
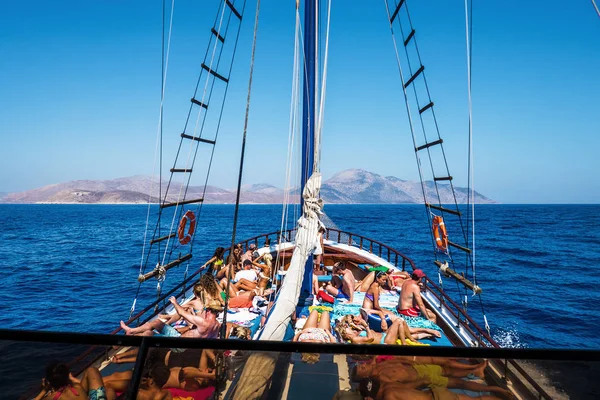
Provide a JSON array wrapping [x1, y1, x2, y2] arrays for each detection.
[[413, 269, 425, 279]]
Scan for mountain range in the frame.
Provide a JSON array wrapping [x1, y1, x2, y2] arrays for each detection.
[[0, 169, 495, 204]]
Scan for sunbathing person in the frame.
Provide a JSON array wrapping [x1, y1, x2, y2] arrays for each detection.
[[103, 359, 172, 399], [164, 349, 216, 391], [358, 377, 505, 400], [196, 274, 226, 306], [353, 358, 512, 398], [120, 298, 222, 340], [362, 271, 396, 321], [217, 246, 242, 280], [293, 309, 337, 343], [337, 316, 424, 345], [34, 363, 115, 400], [398, 269, 437, 323], [324, 262, 355, 302], [201, 247, 225, 275]]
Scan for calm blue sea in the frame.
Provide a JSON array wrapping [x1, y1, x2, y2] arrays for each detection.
[[1, 204, 599, 351]]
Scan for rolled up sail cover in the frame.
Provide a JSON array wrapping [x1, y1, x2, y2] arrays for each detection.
[[259, 172, 324, 340]]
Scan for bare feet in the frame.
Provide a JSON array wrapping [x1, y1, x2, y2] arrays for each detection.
[[425, 328, 442, 338], [473, 359, 488, 379], [119, 321, 132, 335]]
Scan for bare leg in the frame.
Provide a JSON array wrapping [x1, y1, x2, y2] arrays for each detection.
[[80, 367, 115, 400], [235, 279, 258, 292], [442, 360, 488, 379], [317, 310, 331, 331], [312, 274, 319, 296], [103, 370, 132, 392], [425, 308, 437, 324], [325, 282, 340, 296], [341, 274, 354, 302], [111, 348, 139, 364], [447, 377, 512, 399], [384, 320, 405, 345], [409, 327, 441, 338], [357, 272, 375, 292], [120, 319, 164, 336], [304, 310, 320, 329]]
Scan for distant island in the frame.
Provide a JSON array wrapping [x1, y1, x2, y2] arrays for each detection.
[[0, 169, 495, 205]]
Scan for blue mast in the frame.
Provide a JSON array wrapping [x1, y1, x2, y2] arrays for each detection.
[[298, 0, 317, 307]]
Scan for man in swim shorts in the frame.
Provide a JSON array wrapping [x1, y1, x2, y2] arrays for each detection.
[[358, 377, 507, 400], [324, 262, 355, 302], [353, 358, 511, 398], [397, 269, 436, 323]]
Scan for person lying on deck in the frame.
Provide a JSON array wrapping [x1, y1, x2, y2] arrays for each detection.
[[293, 309, 337, 343], [227, 259, 259, 292], [353, 358, 513, 399], [119, 298, 222, 340], [104, 356, 172, 400], [358, 377, 506, 400], [398, 269, 437, 323], [336, 314, 439, 345], [324, 262, 355, 302], [34, 363, 116, 400]]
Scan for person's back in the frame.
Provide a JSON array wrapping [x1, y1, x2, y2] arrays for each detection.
[[399, 279, 417, 310], [49, 384, 87, 400], [234, 268, 257, 282], [137, 364, 173, 400]]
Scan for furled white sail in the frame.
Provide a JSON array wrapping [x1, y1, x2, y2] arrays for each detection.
[[258, 172, 324, 341]]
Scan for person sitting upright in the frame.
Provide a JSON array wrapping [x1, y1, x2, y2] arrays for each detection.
[[232, 259, 259, 292], [120, 298, 222, 340], [362, 271, 395, 323], [324, 262, 355, 302], [397, 269, 436, 323]]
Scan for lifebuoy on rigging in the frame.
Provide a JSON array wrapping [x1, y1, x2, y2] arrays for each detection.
[[178, 210, 196, 245], [432, 215, 449, 252]]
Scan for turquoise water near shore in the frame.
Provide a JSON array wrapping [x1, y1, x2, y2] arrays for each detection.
[[0, 203, 599, 351]]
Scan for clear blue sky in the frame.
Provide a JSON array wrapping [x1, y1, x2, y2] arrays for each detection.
[[1, 1, 598, 203]]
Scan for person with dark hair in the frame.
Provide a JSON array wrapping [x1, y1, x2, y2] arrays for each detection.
[[362, 271, 395, 321], [120, 298, 222, 340], [34, 363, 115, 400], [397, 269, 436, 323], [352, 358, 512, 399], [324, 262, 355, 302], [358, 377, 505, 400], [201, 247, 226, 275]]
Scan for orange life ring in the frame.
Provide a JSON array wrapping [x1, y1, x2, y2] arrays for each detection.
[[432, 215, 448, 251], [177, 210, 196, 245]]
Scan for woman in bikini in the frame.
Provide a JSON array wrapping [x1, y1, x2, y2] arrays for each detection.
[[201, 247, 225, 275], [336, 316, 416, 346], [362, 271, 396, 328], [34, 363, 115, 400], [293, 309, 337, 343]]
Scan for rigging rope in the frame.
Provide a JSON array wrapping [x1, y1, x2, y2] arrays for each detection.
[[464, 0, 476, 286], [592, 0, 600, 18], [131, 0, 176, 318], [278, 6, 302, 271], [314, 0, 331, 173], [221, 0, 261, 339]]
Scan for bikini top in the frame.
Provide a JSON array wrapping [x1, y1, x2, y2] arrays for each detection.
[[52, 386, 79, 400], [214, 259, 224, 266]]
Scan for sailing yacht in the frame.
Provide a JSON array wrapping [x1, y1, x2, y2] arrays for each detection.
[[15, 1, 570, 399]]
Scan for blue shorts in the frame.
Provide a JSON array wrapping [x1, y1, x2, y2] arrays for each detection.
[[89, 387, 107, 400], [156, 324, 186, 353], [336, 291, 350, 299]]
